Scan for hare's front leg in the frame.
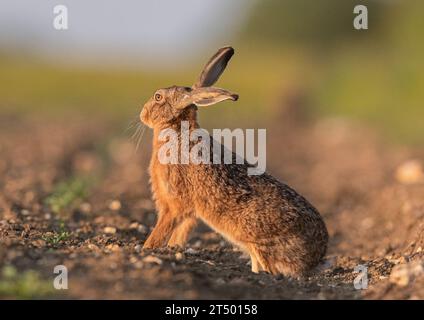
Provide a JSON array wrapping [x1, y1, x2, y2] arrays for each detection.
[[143, 207, 177, 249], [167, 217, 197, 248]]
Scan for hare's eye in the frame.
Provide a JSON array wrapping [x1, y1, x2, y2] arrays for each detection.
[[154, 93, 162, 101]]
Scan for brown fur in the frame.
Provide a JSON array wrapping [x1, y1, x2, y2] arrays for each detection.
[[140, 47, 328, 277]]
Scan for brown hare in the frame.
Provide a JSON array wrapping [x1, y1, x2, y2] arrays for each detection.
[[140, 46, 328, 277]]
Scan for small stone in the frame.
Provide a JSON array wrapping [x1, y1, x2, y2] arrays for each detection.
[[130, 222, 147, 233], [143, 255, 163, 265], [44, 213, 52, 220], [80, 202, 92, 213], [193, 240, 202, 248], [137, 224, 148, 233], [175, 252, 184, 261], [134, 244, 142, 253], [87, 243, 100, 251], [108, 200, 122, 211], [389, 260, 424, 287], [106, 243, 120, 252], [395, 160, 424, 184], [21, 209, 30, 216], [185, 248, 197, 255], [103, 226, 117, 234], [129, 222, 139, 229]]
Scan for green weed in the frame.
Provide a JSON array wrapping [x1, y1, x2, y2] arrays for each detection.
[[0, 266, 55, 299]]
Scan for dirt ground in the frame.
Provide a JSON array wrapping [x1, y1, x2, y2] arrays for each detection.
[[0, 110, 423, 299]]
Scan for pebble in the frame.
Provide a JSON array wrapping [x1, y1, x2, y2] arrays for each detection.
[[175, 252, 184, 261], [389, 259, 424, 287], [395, 160, 424, 184], [87, 243, 100, 251], [103, 226, 117, 234], [138, 225, 148, 233], [80, 202, 92, 213], [129, 222, 139, 229], [108, 200, 122, 211], [129, 222, 147, 233], [143, 255, 163, 265], [106, 243, 120, 252], [185, 248, 197, 255], [134, 244, 142, 253], [193, 240, 202, 248], [129, 256, 138, 264]]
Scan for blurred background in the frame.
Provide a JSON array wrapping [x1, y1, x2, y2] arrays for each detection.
[[0, 0, 423, 143], [1, 1, 424, 300]]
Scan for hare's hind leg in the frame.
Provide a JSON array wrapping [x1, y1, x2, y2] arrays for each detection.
[[250, 244, 304, 276], [249, 244, 297, 275], [249, 246, 269, 273], [250, 253, 261, 273], [167, 217, 197, 247]]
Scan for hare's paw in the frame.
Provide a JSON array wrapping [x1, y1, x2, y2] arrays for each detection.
[[142, 236, 165, 250], [250, 255, 261, 273]]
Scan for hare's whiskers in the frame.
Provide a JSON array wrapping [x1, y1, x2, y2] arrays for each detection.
[[135, 124, 147, 153], [131, 123, 142, 141], [124, 114, 147, 153], [125, 118, 139, 134]]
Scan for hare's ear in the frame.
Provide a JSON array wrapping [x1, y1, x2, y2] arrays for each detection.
[[193, 46, 234, 88], [175, 87, 238, 109]]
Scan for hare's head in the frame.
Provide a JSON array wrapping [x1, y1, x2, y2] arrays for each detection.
[[140, 46, 238, 129]]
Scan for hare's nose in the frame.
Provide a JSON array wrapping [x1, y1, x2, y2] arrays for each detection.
[[140, 106, 147, 121]]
